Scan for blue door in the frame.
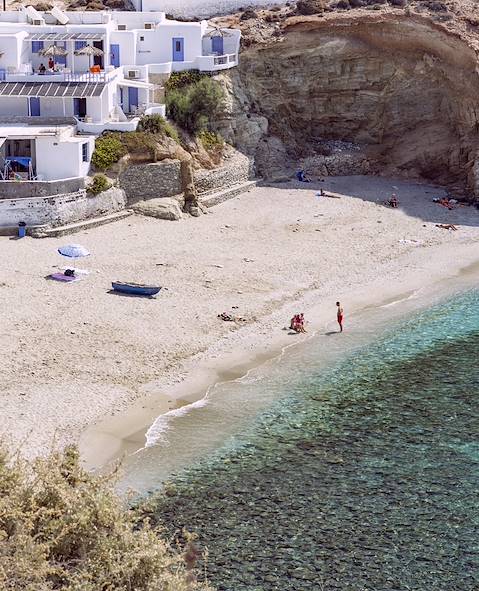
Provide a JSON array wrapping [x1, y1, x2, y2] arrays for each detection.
[[128, 86, 138, 112], [73, 98, 87, 118], [29, 97, 40, 116], [119, 87, 124, 111], [172, 37, 184, 62], [212, 36, 223, 55], [110, 44, 120, 68]]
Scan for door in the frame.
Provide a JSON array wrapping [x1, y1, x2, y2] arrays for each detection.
[[93, 41, 104, 68], [119, 87, 124, 111], [128, 87, 138, 113], [110, 44, 120, 68], [29, 97, 40, 117], [73, 98, 87, 118], [172, 37, 184, 62], [211, 36, 223, 55]]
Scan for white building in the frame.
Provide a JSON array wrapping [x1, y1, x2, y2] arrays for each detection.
[[0, 2, 240, 183]]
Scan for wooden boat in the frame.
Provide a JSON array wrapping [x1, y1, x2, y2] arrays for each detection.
[[112, 282, 161, 296]]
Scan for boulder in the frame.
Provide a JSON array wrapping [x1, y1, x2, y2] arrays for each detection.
[[132, 198, 183, 221]]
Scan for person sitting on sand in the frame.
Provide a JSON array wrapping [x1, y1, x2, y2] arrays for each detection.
[[290, 314, 299, 330], [291, 313, 306, 333], [388, 194, 398, 208]]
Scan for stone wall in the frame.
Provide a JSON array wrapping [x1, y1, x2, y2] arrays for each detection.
[[119, 159, 182, 204], [0, 177, 85, 199], [0, 187, 127, 229], [194, 150, 251, 195]]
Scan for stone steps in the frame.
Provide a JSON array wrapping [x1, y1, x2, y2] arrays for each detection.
[[200, 180, 259, 208], [30, 210, 134, 238]]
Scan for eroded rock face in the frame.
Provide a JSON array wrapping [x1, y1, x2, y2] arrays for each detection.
[[224, 12, 479, 196]]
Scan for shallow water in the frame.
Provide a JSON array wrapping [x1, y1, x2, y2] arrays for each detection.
[[149, 290, 479, 590]]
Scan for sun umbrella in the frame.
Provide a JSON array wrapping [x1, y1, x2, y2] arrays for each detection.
[[39, 44, 68, 69], [58, 244, 90, 272], [74, 44, 104, 70], [205, 26, 234, 38]]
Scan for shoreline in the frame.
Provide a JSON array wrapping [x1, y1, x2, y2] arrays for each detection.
[[2, 175, 479, 467], [80, 244, 479, 472]]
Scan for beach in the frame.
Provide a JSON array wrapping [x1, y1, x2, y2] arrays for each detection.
[[1, 175, 478, 465]]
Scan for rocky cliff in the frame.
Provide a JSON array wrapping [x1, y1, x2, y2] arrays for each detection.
[[216, 6, 479, 198]]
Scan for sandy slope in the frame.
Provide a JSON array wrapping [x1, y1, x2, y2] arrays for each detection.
[[1, 175, 478, 460]]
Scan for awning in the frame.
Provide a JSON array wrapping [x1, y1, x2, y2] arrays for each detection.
[[28, 32, 104, 42], [0, 82, 105, 98], [118, 80, 154, 90]]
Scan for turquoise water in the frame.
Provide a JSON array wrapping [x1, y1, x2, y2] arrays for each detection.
[[151, 290, 479, 590]]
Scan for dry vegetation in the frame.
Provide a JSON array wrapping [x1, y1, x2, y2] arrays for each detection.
[[0, 445, 212, 590]]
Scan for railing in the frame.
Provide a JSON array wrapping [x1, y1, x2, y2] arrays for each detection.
[[4, 68, 119, 84]]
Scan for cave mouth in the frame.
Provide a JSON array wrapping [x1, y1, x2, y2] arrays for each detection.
[[238, 14, 479, 197]]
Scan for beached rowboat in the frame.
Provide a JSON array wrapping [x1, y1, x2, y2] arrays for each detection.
[[112, 282, 161, 296]]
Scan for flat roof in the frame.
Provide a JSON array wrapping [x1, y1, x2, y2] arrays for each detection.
[[28, 32, 104, 41], [0, 82, 105, 97]]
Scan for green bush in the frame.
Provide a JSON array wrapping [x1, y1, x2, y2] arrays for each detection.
[[165, 70, 205, 92], [91, 133, 126, 171], [166, 77, 224, 134], [87, 174, 111, 195], [0, 445, 212, 591], [197, 130, 224, 152], [137, 114, 180, 143]]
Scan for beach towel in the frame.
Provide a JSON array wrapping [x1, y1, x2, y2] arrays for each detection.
[[49, 273, 81, 282]]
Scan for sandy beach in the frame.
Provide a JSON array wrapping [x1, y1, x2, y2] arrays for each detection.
[[1, 175, 478, 466]]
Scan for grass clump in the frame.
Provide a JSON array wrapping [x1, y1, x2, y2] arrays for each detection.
[[0, 445, 212, 591], [91, 133, 126, 171], [137, 114, 180, 143], [166, 77, 225, 134], [87, 173, 111, 195]]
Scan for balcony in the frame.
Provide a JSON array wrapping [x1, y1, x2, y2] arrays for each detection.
[[196, 53, 238, 72], [4, 67, 120, 84]]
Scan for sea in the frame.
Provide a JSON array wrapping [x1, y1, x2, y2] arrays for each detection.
[[119, 286, 479, 591]]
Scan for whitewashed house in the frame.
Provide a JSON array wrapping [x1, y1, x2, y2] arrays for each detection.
[[0, 2, 240, 183]]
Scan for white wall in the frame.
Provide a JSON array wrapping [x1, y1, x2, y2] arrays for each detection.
[[0, 97, 28, 116], [110, 31, 137, 66], [0, 34, 22, 71], [135, 23, 203, 65], [35, 135, 94, 180]]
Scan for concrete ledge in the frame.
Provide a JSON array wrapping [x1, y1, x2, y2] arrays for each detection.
[[200, 180, 259, 208], [30, 210, 133, 238]]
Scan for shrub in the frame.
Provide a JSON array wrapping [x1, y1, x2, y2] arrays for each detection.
[[137, 114, 180, 143], [87, 174, 111, 195], [165, 70, 205, 92], [197, 130, 224, 152], [166, 77, 225, 134], [91, 133, 126, 171], [0, 445, 212, 590], [120, 131, 158, 159]]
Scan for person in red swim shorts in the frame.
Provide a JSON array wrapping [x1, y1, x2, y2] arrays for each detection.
[[336, 301, 344, 332]]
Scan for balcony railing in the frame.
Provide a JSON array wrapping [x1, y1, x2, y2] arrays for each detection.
[[4, 67, 119, 84]]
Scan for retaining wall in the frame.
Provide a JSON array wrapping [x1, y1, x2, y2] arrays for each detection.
[[194, 151, 251, 195], [0, 177, 85, 199], [119, 159, 182, 204], [0, 187, 127, 229]]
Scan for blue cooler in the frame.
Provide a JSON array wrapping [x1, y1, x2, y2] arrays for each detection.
[[18, 221, 26, 238]]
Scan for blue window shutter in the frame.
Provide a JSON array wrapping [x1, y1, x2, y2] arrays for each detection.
[[75, 40, 87, 51], [32, 41, 44, 53]]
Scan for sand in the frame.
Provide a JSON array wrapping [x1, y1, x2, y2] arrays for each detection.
[[1, 175, 478, 465]]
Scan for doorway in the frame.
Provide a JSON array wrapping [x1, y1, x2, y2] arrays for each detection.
[[73, 98, 87, 118], [128, 87, 138, 113], [212, 36, 223, 55], [29, 97, 40, 116], [93, 41, 104, 69], [110, 44, 120, 68], [172, 38, 184, 62]]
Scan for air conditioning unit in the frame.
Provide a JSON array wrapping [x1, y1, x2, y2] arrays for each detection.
[[33, 19, 45, 25], [127, 69, 140, 79], [144, 22, 154, 29], [117, 24, 126, 30]]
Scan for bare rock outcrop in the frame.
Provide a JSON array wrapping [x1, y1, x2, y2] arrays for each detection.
[[219, 11, 479, 197]]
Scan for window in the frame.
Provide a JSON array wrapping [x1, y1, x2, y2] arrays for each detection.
[[31, 41, 44, 53], [75, 40, 87, 51], [82, 143, 89, 162], [139, 35, 144, 41], [175, 40, 181, 52]]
